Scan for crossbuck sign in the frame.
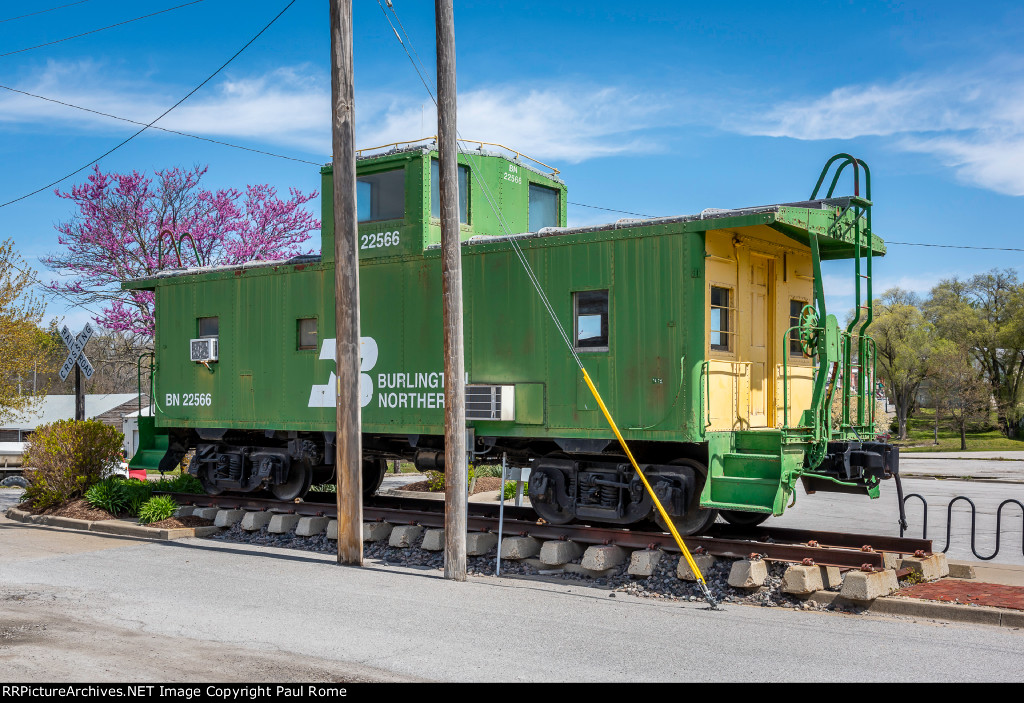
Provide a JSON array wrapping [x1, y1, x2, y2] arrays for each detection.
[[59, 323, 95, 382]]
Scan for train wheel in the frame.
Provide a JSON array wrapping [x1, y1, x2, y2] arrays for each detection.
[[655, 458, 718, 536], [272, 463, 312, 501], [190, 454, 223, 496], [720, 510, 770, 527], [362, 457, 386, 498]]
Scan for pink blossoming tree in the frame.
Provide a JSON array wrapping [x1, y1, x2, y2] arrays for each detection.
[[44, 165, 319, 339]]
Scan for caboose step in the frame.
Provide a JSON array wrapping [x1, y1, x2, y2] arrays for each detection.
[[128, 416, 170, 472], [702, 431, 800, 515], [128, 449, 168, 472], [733, 431, 783, 454]]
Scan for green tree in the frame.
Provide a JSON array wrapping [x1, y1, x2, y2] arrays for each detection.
[[924, 269, 1024, 437], [867, 288, 936, 440], [0, 239, 54, 424], [930, 340, 992, 450]]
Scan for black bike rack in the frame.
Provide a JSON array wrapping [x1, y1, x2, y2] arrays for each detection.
[[901, 493, 1024, 561]]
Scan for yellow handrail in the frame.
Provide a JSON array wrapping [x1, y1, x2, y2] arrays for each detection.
[[353, 136, 561, 175]]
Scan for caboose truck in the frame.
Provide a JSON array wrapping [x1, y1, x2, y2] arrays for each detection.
[[125, 143, 899, 535]]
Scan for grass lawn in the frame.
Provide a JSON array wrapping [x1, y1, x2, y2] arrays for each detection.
[[896, 407, 1024, 453]]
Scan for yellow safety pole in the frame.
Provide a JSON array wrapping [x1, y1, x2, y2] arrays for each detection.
[[582, 368, 721, 609]]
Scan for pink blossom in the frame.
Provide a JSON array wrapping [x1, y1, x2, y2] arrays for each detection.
[[44, 165, 319, 337]]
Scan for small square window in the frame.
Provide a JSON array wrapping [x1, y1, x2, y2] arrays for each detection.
[[529, 184, 559, 231], [198, 317, 219, 338], [430, 160, 470, 223], [298, 318, 318, 350], [357, 168, 406, 223], [574, 290, 609, 351], [710, 287, 731, 352]]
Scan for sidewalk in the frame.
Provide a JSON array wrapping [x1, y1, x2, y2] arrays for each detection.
[[897, 452, 1024, 482], [901, 451, 1024, 461]]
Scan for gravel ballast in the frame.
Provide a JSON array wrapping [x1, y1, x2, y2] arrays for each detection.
[[205, 523, 877, 613]]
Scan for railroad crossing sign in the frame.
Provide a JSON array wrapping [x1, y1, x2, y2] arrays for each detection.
[[59, 322, 95, 382]]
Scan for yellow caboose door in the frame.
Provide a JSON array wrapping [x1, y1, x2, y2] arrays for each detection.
[[748, 254, 775, 427]]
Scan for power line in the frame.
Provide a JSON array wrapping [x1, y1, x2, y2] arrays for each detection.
[[0, 1, 91, 23], [1, 254, 104, 318], [0, 83, 321, 166], [0, 0, 298, 209], [887, 241, 1024, 253], [0, 1, 204, 58], [568, 201, 658, 218]]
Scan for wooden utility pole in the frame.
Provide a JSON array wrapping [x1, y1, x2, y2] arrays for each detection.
[[436, 0, 467, 581], [330, 0, 362, 566]]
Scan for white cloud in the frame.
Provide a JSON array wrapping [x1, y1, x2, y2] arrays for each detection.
[[899, 134, 1024, 196], [733, 66, 1024, 196], [0, 61, 672, 164], [355, 86, 668, 163], [0, 61, 331, 154]]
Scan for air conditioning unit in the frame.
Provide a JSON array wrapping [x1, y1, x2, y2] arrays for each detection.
[[190, 338, 219, 363], [465, 384, 515, 421]]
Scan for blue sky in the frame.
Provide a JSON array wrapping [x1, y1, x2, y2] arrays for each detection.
[[3, 0, 1024, 328]]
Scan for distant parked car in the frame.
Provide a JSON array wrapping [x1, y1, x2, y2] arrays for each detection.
[[103, 454, 148, 482]]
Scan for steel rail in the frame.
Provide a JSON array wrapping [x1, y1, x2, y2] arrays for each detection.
[[164, 492, 934, 571]]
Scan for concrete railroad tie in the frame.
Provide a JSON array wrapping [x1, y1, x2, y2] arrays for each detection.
[[240, 512, 272, 531], [728, 558, 768, 589], [500, 536, 541, 560], [840, 569, 899, 601], [267, 514, 301, 534], [214, 510, 246, 528], [677, 554, 717, 582], [539, 540, 584, 566], [628, 549, 664, 577], [295, 516, 329, 537]]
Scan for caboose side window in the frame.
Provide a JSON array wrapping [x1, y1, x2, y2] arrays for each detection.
[[297, 318, 318, 350], [357, 168, 405, 222], [198, 317, 219, 338], [790, 299, 807, 355], [710, 287, 732, 352], [574, 290, 609, 351], [529, 183, 559, 231], [430, 159, 469, 223]]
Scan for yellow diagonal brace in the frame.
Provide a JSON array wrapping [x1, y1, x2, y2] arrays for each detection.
[[581, 368, 709, 585]]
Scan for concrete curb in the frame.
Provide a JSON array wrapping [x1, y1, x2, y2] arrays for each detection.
[[804, 589, 1024, 628], [4, 507, 221, 541], [870, 596, 1024, 628]]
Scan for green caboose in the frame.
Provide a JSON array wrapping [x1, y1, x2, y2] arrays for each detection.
[[126, 142, 898, 534]]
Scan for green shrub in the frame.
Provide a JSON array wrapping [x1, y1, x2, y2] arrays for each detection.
[[84, 478, 129, 515], [473, 465, 503, 478], [503, 480, 528, 501], [151, 473, 205, 495], [21, 419, 124, 510], [425, 470, 445, 492], [122, 479, 154, 516], [137, 495, 178, 524], [424, 467, 475, 492]]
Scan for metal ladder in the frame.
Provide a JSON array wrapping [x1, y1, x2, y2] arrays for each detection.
[[810, 154, 877, 438]]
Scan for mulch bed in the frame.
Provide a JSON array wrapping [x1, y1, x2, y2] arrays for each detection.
[[401, 476, 504, 496], [147, 515, 214, 529], [17, 498, 116, 521]]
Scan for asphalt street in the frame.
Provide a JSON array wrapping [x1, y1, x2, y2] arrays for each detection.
[[1, 487, 1023, 682]]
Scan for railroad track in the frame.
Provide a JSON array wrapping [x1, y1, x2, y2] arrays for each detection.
[[163, 491, 932, 571]]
